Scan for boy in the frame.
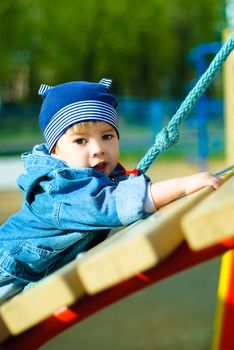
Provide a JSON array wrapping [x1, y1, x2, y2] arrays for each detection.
[[0, 78, 221, 303]]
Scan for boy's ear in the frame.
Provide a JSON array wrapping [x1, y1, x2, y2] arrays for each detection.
[[50, 145, 56, 155]]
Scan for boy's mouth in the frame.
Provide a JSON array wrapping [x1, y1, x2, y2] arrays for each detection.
[[93, 162, 107, 173]]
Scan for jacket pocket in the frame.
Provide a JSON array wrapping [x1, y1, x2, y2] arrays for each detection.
[[0, 242, 64, 282], [0, 269, 13, 282]]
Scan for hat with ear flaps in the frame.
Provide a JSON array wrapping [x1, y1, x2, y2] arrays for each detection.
[[38, 78, 119, 152]]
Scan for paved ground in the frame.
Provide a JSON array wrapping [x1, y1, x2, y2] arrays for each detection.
[[0, 157, 23, 190], [43, 258, 221, 350]]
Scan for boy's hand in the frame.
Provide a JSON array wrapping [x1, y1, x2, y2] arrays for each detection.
[[183, 172, 223, 195], [150, 172, 223, 209]]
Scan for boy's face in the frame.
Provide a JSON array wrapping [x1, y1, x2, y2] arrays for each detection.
[[51, 121, 119, 176]]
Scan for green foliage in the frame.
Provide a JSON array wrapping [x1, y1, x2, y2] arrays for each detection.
[[0, 0, 226, 99]]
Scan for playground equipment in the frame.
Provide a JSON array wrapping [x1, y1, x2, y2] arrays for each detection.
[[0, 166, 233, 350], [189, 41, 222, 170], [211, 28, 234, 350], [0, 32, 234, 349]]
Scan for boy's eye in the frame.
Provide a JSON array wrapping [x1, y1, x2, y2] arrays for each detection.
[[103, 134, 113, 140], [75, 138, 87, 145]]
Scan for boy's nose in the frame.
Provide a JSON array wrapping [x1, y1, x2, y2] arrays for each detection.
[[90, 141, 105, 157]]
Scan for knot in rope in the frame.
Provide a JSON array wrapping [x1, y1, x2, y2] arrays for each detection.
[[154, 127, 180, 152]]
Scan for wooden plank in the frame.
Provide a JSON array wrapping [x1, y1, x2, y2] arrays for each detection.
[[0, 176, 220, 340], [0, 260, 85, 340], [2, 241, 234, 350], [212, 250, 234, 350], [76, 184, 215, 294], [223, 29, 234, 165], [182, 171, 234, 250]]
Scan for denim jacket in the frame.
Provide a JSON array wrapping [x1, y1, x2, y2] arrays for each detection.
[[0, 144, 151, 283]]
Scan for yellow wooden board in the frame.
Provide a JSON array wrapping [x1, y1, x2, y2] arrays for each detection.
[[77, 184, 215, 294], [211, 250, 234, 350], [223, 29, 234, 165], [182, 171, 234, 250], [0, 260, 85, 341], [0, 181, 217, 342]]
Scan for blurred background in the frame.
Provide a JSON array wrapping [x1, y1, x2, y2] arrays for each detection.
[[0, 0, 228, 165], [0, 0, 232, 349]]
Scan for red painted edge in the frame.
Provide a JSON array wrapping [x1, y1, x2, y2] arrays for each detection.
[[218, 251, 234, 349], [1, 241, 234, 350]]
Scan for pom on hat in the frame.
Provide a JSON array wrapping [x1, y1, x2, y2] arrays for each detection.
[[38, 84, 53, 96], [38, 78, 118, 152]]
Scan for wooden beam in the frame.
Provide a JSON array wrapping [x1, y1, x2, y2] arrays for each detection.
[[0, 179, 217, 340], [182, 170, 234, 250], [2, 240, 234, 350], [211, 250, 234, 350], [223, 29, 234, 165], [76, 183, 217, 294], [0, 261, 85, 342]]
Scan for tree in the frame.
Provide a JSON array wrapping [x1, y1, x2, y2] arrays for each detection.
[[0, 0, 226, 101]]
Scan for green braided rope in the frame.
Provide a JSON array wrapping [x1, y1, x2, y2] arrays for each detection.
[[137, 33, 234, 174]]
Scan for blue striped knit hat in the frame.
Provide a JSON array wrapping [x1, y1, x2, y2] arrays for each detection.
[[38, 78, 118, 152]]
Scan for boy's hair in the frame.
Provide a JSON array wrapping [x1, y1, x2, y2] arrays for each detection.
[[38, 78, 119, 152], [66, 121, 97, 135], [66, 121, 119, 136]]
